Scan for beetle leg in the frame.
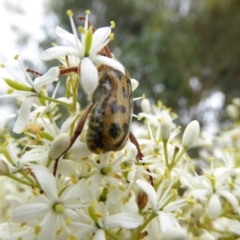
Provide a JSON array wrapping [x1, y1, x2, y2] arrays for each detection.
[[129, 131, 154, 186], [26, 69, 43, 76], [129, 131, 144, 161], [53, 103, 93, 176]]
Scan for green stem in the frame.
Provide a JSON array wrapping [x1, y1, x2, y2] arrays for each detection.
[[7, 173, 35, 187], [140, 212, 157, 231], [72, 76, 79, 112], [39, 94, 71, 107], [46, 157, 53, 168], [163, 140, 169, 168], [169, 147, 187, 171], [105, 229, 122, 240], [19, 169, 35, 183]]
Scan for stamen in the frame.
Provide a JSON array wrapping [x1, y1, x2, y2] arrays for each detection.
[[66, 10, 73, 17]]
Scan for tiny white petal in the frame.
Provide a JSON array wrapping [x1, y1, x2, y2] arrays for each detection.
[[90, 27, 111, 55], [81, 57, 98, 95], [158, 212, 180, 232], [105, 212, 143, 229], [41, 46, 79, 60], [12, 203, 49, 222], [13, 96, 35, 134], [92, 55, 125, 74], [34, 67, 60, 92], [56, 26, 82, 50], [38, 212, 56, 240], [198, 232, 215, 240], [228, 219, 240, 235], [207, 194, 221, 219], [32, 165, 58, 201], [220, 190, 239, 212], [158, 227, 188, 240], [93, 229, 105, 240]]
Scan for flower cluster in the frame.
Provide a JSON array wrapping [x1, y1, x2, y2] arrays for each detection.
[[0, 9, 239, 240]]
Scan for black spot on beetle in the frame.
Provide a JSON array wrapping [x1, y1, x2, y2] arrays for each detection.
[[111, 101, 118, 113], [122, 86, 129, 98], [109, 123, 121, 139], [111, 102, 126, 113], [120, 105, 126, 113]]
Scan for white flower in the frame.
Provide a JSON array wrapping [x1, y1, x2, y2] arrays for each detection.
[[72, 200, 143, 239], [136, 179, 186, 232], [189, 172, 239, 219], [11, 166, 85, 240], [0, 60, 59, 134], [40, 10, 125, 95]]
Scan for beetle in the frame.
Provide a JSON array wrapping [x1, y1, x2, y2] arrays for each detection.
[[86, 66, 133, 154]]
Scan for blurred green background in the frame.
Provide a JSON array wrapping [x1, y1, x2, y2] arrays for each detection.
[[3, 0, 240, 127]]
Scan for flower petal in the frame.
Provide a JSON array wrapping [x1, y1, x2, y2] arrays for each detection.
[[13, 96, 35, 134], [228, 219, 240, 235], [38, 211, 56, 240], [207, 194, 221, 219], [220, 190, 239, 213], [56, 26, 82, 50], [40, 46, 80, 60], [34, 67, 60, 92], [93, 229, 106, 240], [105, 212, 143, 229], [158, 212, 180, 232], [91, 27, 111, 56], [32, 165, 58, 201], [80, 57, 98, 95], [92, 55, 125, 74], [12, 203, 49, 222]]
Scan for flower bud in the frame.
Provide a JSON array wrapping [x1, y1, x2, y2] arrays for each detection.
[[190, 203, 203, 224], [198, 232, 214, 240], [226, 104, 239, 120], [48, 133, 71, 159], [141, 98, 151, 114], [158, 228, 188, 240], [160, 115, 172, 141], [182, 120, 200, 149], [232, 98, 240, 107], [0, 160, 9, 175], [131, 78, 139, 91]]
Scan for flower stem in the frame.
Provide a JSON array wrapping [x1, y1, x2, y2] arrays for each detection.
[[7, 173, 35, 187], [169, 147, 187, 170], [140, 212, 157, 231], [105, 229, 122, 240], [38, 94, 71, 107], [163, 140, 169, 168]]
